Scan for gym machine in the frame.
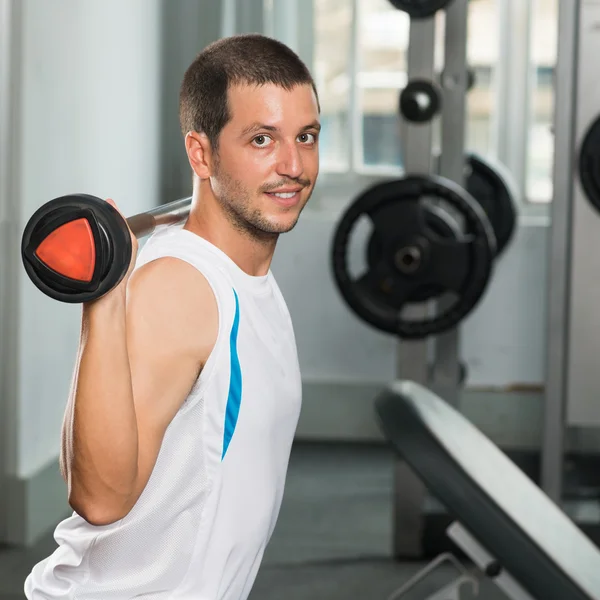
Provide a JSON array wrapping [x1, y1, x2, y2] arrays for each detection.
[[330, 0, 518, 558], [543, 0, 600, 547], [375, 381, 600, 600], [331, 0, 600, 565]]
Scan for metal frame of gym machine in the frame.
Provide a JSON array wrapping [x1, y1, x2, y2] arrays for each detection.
[[0, 0, 21, 545], [392, 0, 470, 559], [394, 0, 600, 562], [543, 0, 600, 531], [387, 6, 541, 593]]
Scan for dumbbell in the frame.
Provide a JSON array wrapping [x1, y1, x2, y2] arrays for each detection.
[[21, 194, 192, 303]]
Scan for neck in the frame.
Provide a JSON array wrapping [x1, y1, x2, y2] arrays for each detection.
[[182, 184, 278, 277]]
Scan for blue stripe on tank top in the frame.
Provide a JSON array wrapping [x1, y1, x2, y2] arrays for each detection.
[[222, 289, 242, 459]]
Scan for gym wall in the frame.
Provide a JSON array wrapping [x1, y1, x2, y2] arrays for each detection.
[[272, 199, 548, 441], [2, 0, 163, 545]]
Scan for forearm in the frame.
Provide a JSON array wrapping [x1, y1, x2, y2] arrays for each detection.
[[65, 289, 139, 523]]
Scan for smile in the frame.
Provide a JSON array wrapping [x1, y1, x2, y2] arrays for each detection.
[[265, 190, 302, 207], [271, 192, 296, 199]]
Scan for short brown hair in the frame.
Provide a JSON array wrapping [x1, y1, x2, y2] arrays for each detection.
[[179, 34, 320, 151]]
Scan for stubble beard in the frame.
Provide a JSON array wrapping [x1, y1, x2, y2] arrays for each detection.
[[212, 158, 310, 242]]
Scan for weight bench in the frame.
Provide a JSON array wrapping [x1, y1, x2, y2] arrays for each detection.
[[374, 381, 600, 600]]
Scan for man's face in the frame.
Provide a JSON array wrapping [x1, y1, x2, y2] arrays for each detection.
[[210, 82, 320, 238]]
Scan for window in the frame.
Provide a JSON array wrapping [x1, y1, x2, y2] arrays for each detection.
[[313, 0, 354, 171], [465, 0, 499, 158], [527, 0, 558, 203], [313, 0, 559, 204], [357, 0, 410, 170]]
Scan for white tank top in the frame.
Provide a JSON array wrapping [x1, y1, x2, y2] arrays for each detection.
[[24, 223, 303, 600]]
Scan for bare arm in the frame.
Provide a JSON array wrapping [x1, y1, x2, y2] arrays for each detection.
[[62, 256, 218, 525]]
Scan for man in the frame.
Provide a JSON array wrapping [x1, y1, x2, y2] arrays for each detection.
[[25, 33, 320, 600]]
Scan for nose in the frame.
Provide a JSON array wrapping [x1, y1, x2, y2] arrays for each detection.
[[276, 140, 303, 180]]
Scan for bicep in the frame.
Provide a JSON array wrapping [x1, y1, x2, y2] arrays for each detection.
[[124, 258, 218, 503]]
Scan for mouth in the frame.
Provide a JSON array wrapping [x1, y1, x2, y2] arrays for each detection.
[[264, 189, 303, 208]]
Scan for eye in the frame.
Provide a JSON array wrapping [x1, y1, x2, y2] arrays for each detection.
[[298, 132, 317, 144], [252, 135, 273, 147]]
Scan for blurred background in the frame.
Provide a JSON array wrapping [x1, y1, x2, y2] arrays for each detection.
[[0, 0, 563, 599]]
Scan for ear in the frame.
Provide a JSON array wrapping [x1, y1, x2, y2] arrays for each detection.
[[185, 131, 215, 179]]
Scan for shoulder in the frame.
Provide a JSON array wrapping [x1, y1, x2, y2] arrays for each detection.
[[126, 256, 219, 365], [128, 255, 215, 306]]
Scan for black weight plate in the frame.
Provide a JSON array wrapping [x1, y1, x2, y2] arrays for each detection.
[[465, 153, 517, 256], [331, 175, 496, 339], [21, 194, 132, 303], [578, 114, 600, 213], [388, 0, 453, 19], [399, 79, 442, 124], [367, 204, 461, 303]]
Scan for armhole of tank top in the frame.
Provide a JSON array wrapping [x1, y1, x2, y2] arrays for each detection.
[[175, 260, 234, 416], [135, 247, 235, 415]]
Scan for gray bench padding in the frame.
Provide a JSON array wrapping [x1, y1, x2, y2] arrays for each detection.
[[374, 380, 600, 600]]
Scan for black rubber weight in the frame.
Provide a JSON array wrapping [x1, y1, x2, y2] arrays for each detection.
[[366, 204, 462, 303], [399, 79, 442, 124], [465, 153, 517, 256], [21, 194, 132, 303], [579, 114, 600, 214], [388, 0, 454, 19], [331, 175, 496, 339]]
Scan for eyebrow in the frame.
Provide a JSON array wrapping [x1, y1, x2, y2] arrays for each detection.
[[240, 120, 322, 138]]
